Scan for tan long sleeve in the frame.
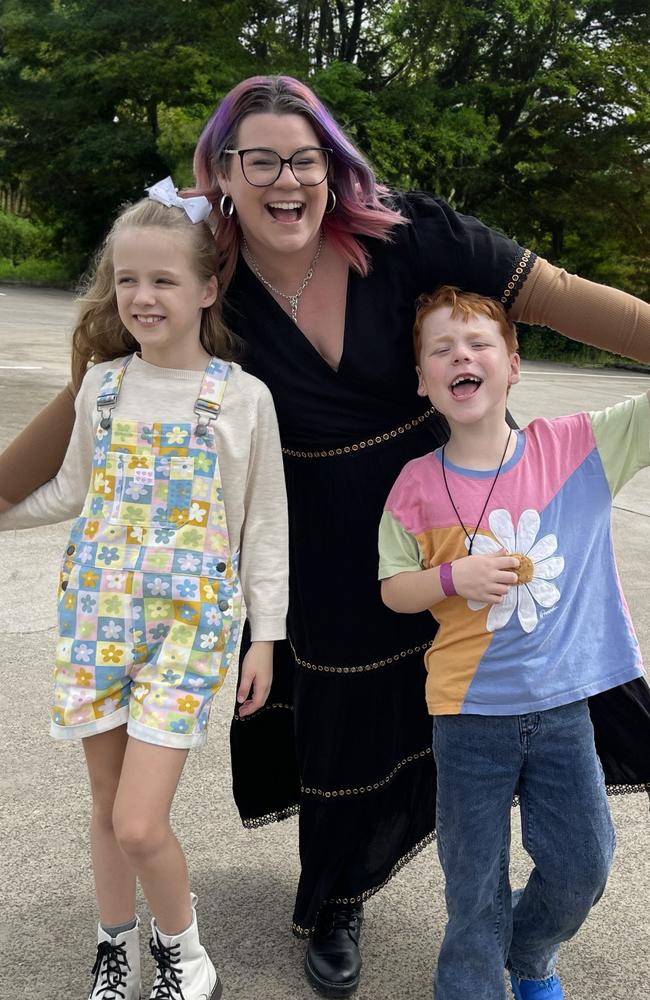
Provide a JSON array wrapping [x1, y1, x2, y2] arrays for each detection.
[[0, 383, 77, 505], [511, 257, 650, 364]]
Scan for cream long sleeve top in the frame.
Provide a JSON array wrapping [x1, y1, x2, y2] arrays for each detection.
[[0, 354, 288, 641]]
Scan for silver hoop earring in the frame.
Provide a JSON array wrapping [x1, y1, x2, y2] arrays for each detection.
[[325, 188, 337, 214], [219, 194, 235, 218]]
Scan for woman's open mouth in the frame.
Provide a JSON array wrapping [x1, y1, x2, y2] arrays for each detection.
[[265, 201, 305, 223]]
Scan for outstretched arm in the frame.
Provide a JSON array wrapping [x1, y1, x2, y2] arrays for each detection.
[[512, 258, 650, 364], [0, 383, 76, 509], [0, 376, 94, 530]]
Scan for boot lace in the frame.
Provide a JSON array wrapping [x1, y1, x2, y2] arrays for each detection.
[[90, 940, 131, 999], [325, 903, 363, 942], [149, 936, 186, 999]]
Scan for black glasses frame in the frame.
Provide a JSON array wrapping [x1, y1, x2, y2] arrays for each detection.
[[224, 146, 332, 187]]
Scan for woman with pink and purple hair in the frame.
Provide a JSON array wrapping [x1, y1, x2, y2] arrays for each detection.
[[2, 74, 650, 998]]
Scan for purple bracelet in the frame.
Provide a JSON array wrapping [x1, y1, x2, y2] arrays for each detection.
[[439, 561, 457, 597]]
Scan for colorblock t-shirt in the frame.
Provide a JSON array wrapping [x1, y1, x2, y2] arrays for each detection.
[[378, 395, 650, 716]]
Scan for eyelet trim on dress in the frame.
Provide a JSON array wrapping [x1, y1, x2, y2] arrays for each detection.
[[301, 746, 432, 800], [234, 701, 293, 722], [606, 781, 650, 796], [500, 248, 535, 309], [281, 407, 436, 459], [242, 804, 300, 829], [290, 638, 430, 674], [291, 828, 437, 938]]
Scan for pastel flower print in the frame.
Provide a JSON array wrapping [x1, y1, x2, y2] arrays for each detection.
[[101, 644, 124, 664], [189, 503, 206, 524], [98, 546, 119, 565], [170, 718, 190, 734], [126, 483, 147, 500], [97, 696, 119, 716], [200, 630, 219, 650], [73, 645, 94, 664], [166, 426, 188, 445], [101, 620, 123, 640], [178, 553, 200, 573], [467, 509, 564, 634], [149, 623, 170, 641], [147, 577, 170, 597], [177, 695, 200, 714]]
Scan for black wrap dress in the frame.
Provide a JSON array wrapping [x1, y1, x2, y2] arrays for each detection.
[[224, 192, 650, 937]]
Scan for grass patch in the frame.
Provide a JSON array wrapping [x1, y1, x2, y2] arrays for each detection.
[[0, 256, 75, 287], [518, 326, 650, 372]]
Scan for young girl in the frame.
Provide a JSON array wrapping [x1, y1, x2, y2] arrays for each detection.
[[0, 183, 288, 999]]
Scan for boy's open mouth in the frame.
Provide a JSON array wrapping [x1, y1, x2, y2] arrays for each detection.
[[265, 201, 305, 223], [449, 375, 482, 399]]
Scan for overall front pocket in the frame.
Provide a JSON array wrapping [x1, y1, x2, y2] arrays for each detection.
[[106, 452, 195, 530]]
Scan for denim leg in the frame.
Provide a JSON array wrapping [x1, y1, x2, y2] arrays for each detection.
[[432, 714, 522, 1000], [507, 700, 616, 980]]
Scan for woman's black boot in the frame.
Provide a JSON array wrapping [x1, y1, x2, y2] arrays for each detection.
[[304, 901, 363, 997]]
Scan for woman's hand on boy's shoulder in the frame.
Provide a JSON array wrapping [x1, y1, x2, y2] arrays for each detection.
[[452, 550, 520, 604]]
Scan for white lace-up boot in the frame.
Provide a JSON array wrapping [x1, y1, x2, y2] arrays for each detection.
[[88, 918, 141, 999], [149, 895, 222, 1000]]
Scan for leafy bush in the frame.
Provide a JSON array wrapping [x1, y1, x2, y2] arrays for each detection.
[[0, 256, 74, 286], [0, 211, 58, 265]]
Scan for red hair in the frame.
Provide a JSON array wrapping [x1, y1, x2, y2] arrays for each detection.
[[413, 285, 518, 360]]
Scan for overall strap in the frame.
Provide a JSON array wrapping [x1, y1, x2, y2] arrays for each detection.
[[96, 355, 133, 429], [194, 357, 232, 436]]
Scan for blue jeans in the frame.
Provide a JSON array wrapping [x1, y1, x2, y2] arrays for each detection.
[[432, 700, 615, 999]]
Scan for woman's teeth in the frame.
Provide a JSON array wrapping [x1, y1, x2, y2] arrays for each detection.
[[266, 202, 304, 222]]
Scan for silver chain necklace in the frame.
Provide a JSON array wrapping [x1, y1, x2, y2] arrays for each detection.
[[242, 231, 324, 323]]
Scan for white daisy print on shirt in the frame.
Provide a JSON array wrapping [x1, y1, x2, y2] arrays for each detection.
[[466, 508, 564, 634]]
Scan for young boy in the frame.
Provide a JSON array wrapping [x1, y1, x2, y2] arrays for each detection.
[[378, 285, 649, 999]]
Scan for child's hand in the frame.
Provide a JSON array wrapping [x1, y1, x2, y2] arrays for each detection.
[[451, 550, 520, 604], [237, 640, 273, 717]]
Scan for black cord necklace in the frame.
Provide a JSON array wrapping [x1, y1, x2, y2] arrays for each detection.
[[441, 428, 513, 555]]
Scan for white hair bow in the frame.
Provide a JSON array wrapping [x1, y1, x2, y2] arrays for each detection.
[[145, 177, 212, 224]]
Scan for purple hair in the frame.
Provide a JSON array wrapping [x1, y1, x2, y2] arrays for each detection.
[[191, 75, 407, 290]]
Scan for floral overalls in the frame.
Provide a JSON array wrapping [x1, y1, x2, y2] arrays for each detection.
[[52, 355, 242, 749]]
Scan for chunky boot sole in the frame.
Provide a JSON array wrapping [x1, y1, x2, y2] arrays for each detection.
[[304, 952, 360, 998]]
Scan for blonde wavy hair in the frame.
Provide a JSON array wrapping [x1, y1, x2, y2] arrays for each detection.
[[71, 197, 240, 390]]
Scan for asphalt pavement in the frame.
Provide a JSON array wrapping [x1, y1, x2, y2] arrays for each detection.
[[1, 284, 649, 999]]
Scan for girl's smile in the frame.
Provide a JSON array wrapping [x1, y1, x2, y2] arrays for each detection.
[[113, 226, 217, 370]]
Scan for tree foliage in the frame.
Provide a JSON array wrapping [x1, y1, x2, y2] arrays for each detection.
[[0, 0, 648, 301]]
